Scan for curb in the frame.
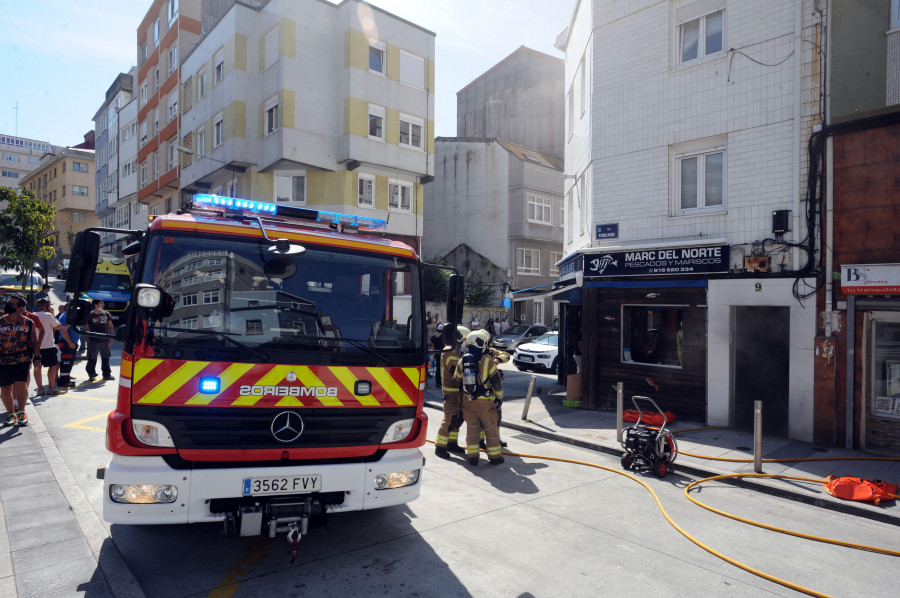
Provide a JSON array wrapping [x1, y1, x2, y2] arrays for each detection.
[[424, 400, 900, 527], [28, 402, 147, 598]]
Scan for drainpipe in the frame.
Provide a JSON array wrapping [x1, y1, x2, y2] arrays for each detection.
[[792, 0, 802, 273]]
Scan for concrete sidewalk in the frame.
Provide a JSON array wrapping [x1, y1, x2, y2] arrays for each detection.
[[423, 377, 900, 526]]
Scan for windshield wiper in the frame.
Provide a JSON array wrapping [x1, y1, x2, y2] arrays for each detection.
[[153, 327, 270, 362], [335, 337, 391, 365]]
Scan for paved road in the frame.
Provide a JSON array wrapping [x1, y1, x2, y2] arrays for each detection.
[[28, 354, 900, 598]]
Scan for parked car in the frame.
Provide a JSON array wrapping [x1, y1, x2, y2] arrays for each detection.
[[57, 259, 70, 280], [0, 270, 46, 305], [513, 331, 560, 373], [491, 324, 550, 351]]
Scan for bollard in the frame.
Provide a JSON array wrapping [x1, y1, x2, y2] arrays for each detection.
[[521, 375, 537, 421], [616, 382, 624, 443], [753, 400, 763, 473]]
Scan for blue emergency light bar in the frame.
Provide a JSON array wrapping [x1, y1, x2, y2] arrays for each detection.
[[192, 194, 386, 232]]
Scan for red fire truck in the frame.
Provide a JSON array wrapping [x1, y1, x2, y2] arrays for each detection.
[[65, 194, 463, 540]]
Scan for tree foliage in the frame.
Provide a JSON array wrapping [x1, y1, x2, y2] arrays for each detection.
[[423, 256, 451, 302], [465, 273, 496, 307], [0, 188, 57, 288]]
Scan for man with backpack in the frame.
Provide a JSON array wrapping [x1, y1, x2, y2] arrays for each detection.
[[455, 329, 506, 466]]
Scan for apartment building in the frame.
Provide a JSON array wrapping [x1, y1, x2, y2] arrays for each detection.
[[136, 0, 202, 216], [555, 0, 823, 440], [93, 70, 136, 253], [824, 0, 900, 452], [177, 0, 435, 251], [424, 47, 565, 324], [20, 148, 100, 259], [1, 135, 56, 193]]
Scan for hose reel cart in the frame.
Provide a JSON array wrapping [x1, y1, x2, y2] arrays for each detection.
[[620, 396, 678, 478]]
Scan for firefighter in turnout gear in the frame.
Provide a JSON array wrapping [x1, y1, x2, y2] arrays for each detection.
[[434, 326, 470, 459], [455, 329, 506, 466]]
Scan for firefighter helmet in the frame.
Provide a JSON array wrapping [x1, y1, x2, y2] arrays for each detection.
[[468, 329, 491, 350]]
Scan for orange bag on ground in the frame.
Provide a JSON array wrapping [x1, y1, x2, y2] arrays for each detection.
[[823, 476, 899, 506], [622, 409, 676, 426]]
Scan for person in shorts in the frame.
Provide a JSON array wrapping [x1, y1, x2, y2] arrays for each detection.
[[32, 298, 61, 395], [0, 295, 40, 425]]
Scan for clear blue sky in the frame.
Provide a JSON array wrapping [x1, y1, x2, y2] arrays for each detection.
[[0, 0, 574, 148]]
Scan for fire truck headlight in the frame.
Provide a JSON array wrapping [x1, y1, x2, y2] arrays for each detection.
[[132, 419, 175, 447], [373, 469, 420, 490], [109, 484, 178, 504], [381, 418, 414, 443]]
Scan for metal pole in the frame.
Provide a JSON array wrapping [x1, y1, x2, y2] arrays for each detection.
[[616, 382, 624, 443], [754, 400, 763, 473], [521, 375, 537, 421]]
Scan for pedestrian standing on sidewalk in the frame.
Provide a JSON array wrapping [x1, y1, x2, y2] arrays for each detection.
[[434, 326, 469, 459], [33, 283, 51, 305], [32, 298, 61, 395], [85, 299, 115, 381], [57, 308, 79, 389], [0, 294, 39, 425]]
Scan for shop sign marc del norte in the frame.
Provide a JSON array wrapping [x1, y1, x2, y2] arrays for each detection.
[[567, 244, 730, 278]]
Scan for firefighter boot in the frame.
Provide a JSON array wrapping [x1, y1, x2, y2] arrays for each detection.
[[446, 441, 465, 454], [467, 455, 480, 466], [434, 445, 451, 460], [489, 456, 505, 465]]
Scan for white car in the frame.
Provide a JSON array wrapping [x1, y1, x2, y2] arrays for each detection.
[[513, 331, 559, 374]]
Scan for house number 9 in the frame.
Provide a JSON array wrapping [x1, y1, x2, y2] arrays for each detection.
[[755, 283, 762, 292]]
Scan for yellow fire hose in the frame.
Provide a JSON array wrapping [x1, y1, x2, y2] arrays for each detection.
[[426, 437, 900, 598]]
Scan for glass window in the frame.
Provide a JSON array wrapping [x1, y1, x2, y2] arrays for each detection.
[[518, 248, 541, 275], [681, 10, 724, 65], [369, 42, 385, 74], [265, 27, 278, 70], [873, 318, 900, 419], [399, 116, 423, 149], [399, 51, 424, 88], [275, 174, 306, 204], [527, 195, 552, 224], [368, 105, 384, 140], [358, 174, 374, 207], [214, 51, 225, 85], [677, 150, 725, 212], [621, 306, 683, 367], [213, 113, 224, 147], [264, 98, 278, 135], [389, 181, 412, 211]]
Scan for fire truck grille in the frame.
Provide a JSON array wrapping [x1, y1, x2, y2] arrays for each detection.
[[131, 405, 416, 450]]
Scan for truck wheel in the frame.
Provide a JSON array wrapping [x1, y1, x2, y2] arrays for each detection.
[[654, 460, 668, 478]]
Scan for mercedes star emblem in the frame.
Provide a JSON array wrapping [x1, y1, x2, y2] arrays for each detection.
[[270, 410, 304, 443]]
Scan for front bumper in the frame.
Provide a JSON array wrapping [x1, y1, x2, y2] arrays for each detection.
[[102, 448, 424, 525]]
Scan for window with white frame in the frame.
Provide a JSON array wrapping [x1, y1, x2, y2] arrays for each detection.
[[566, 189, 573, 243], [676, 148, 725, 213], [399, 115, 423, 149], [140, 83, 148, 107], [567, 84, 574, 139], [167, 90, 178, 123], [196, 127, 206, 156], [275, 173, 306, 204], [198, 71, 206, 100], [264, 27, 278, 70], [369, 41, 385, 74], [527, 194, 552, 224], [518, 248, 541, 275], [399, 50, 425, 88], [182, 317, 199, 330], [168, 0, 178, 24], [893, 0, 900, 29], [358, 173, 374, 207], [72, 211, 85, 222], [152, 150, 159, 179], [580, 53, 587, 116], [389, 180, 412, 211], [181, 293, 197, 306], [139, 121, 147, 147], [155, 66, 160, 91], [204, 270, 222, 282], [550, 252, 562, 276], [168, 42, 178, 74], [73, 161, 89, 173], [153, 18, 159, 47], [264, 97, 278, 136], [214, 50, 224, 85], [202, 290, 220, 304], [679, 8, 724, 65], [368, 104, 385, 140], [73, 186, 89, 196], [534, 300, 544, 325], [140, 161, 147, 188], [213, 113, 224, 147], [167, 138, 176, 171]]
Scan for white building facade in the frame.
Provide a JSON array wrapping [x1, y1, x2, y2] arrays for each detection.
[[557, 0, 824, 440]]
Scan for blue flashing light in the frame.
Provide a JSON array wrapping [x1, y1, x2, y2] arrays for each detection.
[[193, 194, 277, 214], [316, 209, 386, 232], [199, 377, 221, 394], [192, 193, 385, 231]]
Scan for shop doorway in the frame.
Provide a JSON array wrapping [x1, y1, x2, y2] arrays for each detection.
[[732, 306, 789, 436]]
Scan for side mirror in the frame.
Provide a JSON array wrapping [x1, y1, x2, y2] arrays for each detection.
[[446, 273, 465, 327], [66, 298, 92, 327], [65, 231, 100, 295]]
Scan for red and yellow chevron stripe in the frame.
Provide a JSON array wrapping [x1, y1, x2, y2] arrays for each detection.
[[130, 358, 423, 408]]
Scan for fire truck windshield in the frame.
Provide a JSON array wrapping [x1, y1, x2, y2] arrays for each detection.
[[136, 231, 423, 365]]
